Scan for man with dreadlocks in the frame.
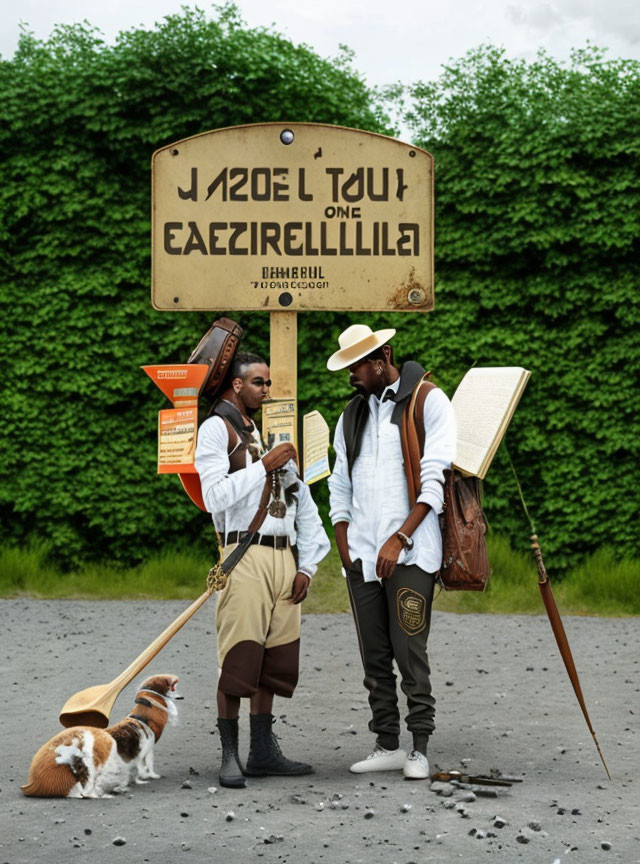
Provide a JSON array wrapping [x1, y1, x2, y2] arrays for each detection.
[[195, 352, 330, 789]]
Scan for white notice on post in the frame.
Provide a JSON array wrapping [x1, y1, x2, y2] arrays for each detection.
[[303, 411, 331, 485]]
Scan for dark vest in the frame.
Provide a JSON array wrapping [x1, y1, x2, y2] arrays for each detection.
[[342, 361, 428, 476], [210, 399, 261, 474]]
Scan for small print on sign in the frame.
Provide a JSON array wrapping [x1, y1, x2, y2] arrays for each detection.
[[262, 399, 297, 451], [152, 123, 434, 312]]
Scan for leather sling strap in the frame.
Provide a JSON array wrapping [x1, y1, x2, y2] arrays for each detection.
[[219, 473, 272, 576], [210, 400, 274, 576], [400, 377, 437, 509]]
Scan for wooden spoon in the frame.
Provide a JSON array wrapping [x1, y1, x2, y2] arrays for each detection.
[[59, 589, 212, 727]]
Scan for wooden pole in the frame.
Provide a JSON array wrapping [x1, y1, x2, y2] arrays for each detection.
[[269, 311, 297, 398], [269, 310, 298, 448]]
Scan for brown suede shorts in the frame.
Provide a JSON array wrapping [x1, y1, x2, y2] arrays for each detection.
[[216, 543, 301, 698]]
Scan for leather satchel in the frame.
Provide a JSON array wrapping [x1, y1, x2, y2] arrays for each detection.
[[187, 317, 243, 399], [400, 376, 490, 591]]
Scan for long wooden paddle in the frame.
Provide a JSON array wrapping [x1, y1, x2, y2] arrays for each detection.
[[531, 535, 611, 779], [59, 588, 213, 728]]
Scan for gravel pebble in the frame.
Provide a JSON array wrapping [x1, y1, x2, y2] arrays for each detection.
[[112, 837, 126, 846], [430, 781, 454, 797], [456, 791, 476, 803]]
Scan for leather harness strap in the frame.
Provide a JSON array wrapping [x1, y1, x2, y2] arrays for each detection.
[[400, 377, 438, 509]]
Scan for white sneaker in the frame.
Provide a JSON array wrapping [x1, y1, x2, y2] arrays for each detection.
[[349, 746, 407, 774], [403, 749, 430, 780]]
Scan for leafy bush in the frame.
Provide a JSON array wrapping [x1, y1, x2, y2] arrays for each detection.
[[0, 6, 390, 568], [2, 19, 637, 573], [394, 45, 640, 569]]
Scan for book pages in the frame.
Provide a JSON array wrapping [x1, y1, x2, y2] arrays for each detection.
[[452, 367, 531, 479], [303, 411, 331, 484]]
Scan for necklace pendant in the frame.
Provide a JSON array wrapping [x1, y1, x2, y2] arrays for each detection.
[[268, 500, 287, 518]]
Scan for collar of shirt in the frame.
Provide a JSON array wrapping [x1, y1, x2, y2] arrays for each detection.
[[379, 377, 400, 401], [371, 377, 400, 416]]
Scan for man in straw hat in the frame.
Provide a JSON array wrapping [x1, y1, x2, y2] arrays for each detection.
[[327, 324, 456, 779]]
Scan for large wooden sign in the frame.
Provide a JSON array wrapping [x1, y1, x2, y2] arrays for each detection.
[[152, 123, 433, 312]]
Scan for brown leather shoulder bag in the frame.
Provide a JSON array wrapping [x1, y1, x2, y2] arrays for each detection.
[[400, 377, 491, 591]]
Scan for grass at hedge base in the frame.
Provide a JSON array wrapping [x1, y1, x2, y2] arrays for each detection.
[[0, 537, 637, 617]]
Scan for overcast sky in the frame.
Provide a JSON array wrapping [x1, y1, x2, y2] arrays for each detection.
[[3, 0, 640, 85]]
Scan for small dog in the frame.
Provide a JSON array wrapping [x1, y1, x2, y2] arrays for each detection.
[[21, 674, 180, 798]]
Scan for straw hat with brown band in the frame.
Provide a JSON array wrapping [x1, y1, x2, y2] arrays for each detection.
[[326, 324, 397, 372]]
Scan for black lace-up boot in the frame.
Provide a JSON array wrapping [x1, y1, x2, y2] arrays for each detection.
[[217, 717, 246, 788], [245, 713, 313, 776]]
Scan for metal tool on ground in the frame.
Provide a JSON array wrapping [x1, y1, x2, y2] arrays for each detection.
[[431, 770, 521, 787]]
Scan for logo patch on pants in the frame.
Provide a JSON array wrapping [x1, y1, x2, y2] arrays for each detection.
[[396, 587, 427, 635]]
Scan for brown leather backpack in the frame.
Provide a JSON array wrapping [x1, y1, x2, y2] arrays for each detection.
[[187, 317, 243, 399], [179, 317, 243, 511], [400, 376, 490, 591]]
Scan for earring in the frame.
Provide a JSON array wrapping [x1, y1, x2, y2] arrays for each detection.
[[377, 365, 383, 375]]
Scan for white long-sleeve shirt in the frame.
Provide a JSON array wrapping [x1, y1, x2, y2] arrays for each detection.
[[195, 415, 330, 577], [328, 378, 456, 581]]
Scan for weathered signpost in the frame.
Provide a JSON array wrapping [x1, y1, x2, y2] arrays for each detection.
[[151, 122, 434, 410]]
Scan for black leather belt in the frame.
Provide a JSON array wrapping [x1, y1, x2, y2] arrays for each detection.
[[225, 531, 289, 549]]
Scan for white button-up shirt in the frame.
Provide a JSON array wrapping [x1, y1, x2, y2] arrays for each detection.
[[195, 416, 330, 577], [328, 378, 456, 581]]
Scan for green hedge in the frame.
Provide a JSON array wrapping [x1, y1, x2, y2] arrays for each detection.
[[395, 45, 640, 569], [1, 17, 638, 572], [0, 8, 390, 568]]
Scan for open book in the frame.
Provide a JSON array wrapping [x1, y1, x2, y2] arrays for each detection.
[[452, 367, 531, 479]]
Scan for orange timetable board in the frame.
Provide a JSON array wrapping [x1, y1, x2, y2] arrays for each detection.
[[142, 363, 209, 474], [158, 407, 199, 473]]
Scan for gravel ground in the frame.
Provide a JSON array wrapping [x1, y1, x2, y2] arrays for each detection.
[[0, 598, 637, 864]]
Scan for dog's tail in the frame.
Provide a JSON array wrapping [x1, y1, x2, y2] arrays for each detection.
[[22, 737, 91, 797]]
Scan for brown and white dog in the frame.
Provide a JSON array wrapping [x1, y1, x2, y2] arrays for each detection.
[[21, 674, 180, 798]]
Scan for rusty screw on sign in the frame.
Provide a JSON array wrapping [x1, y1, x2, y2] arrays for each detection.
[[408, 288, 425, 305]]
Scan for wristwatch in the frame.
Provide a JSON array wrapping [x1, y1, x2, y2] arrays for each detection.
[[396, 531, 414, 551]]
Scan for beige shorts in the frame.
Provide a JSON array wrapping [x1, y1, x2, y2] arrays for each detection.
[[216, 543, 301, 698]]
